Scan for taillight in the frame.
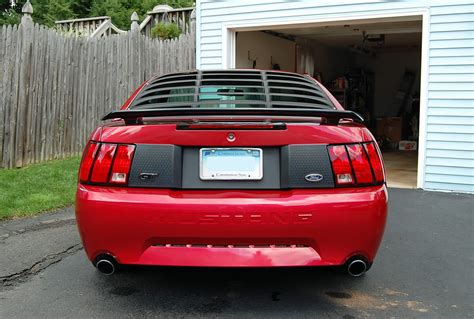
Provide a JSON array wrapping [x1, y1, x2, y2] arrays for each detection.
[[327, 145, 354, 185], [328, 142, 385, 187], [364, 142, 385, 183], [109, 145, 135, 184], [346, 144, 373, 184], [79, 142, 99, 182], [79, 142, 135, 186], [90, 144, 117, 183]]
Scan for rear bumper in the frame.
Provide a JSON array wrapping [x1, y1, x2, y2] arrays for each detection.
[[76, 185, 388, 267]]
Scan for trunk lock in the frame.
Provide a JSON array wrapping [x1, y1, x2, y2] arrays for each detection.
[[227, 132, 236, 142]]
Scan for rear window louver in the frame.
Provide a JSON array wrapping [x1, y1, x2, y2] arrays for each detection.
[[129, 70, 335, 110]]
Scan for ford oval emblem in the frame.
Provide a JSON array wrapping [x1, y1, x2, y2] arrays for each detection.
[[305, 173, 324, 183]]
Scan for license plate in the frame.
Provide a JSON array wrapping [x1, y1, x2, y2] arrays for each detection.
[[200, 148, 263, 180]]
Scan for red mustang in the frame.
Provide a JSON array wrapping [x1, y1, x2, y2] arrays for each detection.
[[76, 70, 387, 277]]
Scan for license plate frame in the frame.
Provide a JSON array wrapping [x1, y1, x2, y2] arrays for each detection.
[[199, 148, 263, 181]]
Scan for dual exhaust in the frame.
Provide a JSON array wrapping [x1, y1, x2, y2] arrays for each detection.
[[94, 255, 368, 277], [95, 255, 117, 275], [345, 257, 368, 277]]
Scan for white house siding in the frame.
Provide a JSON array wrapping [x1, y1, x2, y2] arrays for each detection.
[[196, 0, 474, 193], [425, 3, 474, 192]]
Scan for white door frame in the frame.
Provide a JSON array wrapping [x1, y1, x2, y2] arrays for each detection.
[[220, 9, 430, 189]]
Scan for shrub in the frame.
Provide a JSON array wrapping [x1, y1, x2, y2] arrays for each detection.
[[151, 22, 181, 40]]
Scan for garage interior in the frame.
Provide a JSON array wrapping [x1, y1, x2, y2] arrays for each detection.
[[235, 17, 422, 188]]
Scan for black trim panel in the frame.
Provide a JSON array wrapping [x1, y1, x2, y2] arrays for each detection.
[[128, 144, 182, 188], [280, 145, 335, 189]]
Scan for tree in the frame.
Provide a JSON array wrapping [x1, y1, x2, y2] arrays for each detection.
[[0, 0, 77, 26], [32, 0, 76, 25], [0, 8, 21, 25], [70, 0, 94, 18], [0, 0, 194, 27]]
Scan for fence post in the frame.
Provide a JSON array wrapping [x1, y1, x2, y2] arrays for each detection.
[[190, 9, 196, 35], [20, 0, 33, 28], [12, 0, 34, 167], [130, 12, 140, 33]]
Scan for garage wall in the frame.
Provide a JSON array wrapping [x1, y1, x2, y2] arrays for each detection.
[[297, 40, 355, 85], [196, 0, 474, 193], [235, 31, 295, 71], [356, 50, 422, 118]]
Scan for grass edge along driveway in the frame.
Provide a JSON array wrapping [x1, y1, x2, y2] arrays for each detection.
[[0, 157, 81, 220]]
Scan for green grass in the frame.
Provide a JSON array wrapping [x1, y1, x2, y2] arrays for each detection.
[[0, 157, 81, 220]]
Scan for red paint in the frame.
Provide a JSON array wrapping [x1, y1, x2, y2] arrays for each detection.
[[76, 70, 388, 269], [76, 185, 387, 267], [98, 123, 373, 146]]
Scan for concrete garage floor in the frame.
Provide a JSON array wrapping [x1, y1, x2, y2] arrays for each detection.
[[1, 189, 473, 318], [383, 151, 418, 189]]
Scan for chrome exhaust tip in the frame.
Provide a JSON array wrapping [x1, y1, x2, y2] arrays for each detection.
[[347, 259, 367, 277], [96, 259, 116, 275]]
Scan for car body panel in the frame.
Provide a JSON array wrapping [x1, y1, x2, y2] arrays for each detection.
[[98, 123, 373, 146], [76, 184, 387, 267]]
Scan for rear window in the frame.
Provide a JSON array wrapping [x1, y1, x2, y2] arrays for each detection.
[[129, 71, 335, 110]]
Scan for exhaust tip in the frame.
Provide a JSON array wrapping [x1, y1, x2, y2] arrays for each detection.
[[347, 259, 367, 277], [96, 258, 116, 275]]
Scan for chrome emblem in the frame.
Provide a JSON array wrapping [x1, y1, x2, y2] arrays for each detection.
[[305, 173, 324, 183]]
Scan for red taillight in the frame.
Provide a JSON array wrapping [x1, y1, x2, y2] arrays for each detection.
[[346, 144, 373, 184], [79, 142, 135, 185], [109, 145, 135, 184], [327, 145, 354, 185], [90, 144, 117, 183], [79, 142, 99, 182], [328, 142, 385, 187], [364, 142, 385, 183]]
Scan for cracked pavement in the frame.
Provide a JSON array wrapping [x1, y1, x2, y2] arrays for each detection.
[[0, 207, 81, 288], [0, 189, 473, 318]]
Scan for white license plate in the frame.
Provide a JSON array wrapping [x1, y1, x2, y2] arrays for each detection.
[[200, 148, 263, 180]]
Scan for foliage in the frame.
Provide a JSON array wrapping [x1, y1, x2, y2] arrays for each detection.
[[151, 22, 181, 40], [0, 0, 78, 27], [32, 0, 77, 26], [0, 8, 21, 25], [0, 157, 80, 219], [0, 0, 194, 29]]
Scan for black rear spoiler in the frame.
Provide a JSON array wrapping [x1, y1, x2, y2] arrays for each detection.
[[102, 108, 364, 125]]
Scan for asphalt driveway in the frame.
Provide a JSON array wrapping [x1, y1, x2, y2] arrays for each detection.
[[1, 188, 473, 318]]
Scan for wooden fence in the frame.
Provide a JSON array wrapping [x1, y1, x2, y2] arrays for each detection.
[[0, 12, 195, 168]]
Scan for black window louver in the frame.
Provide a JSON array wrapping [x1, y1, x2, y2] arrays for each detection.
[[129, 70, 335, 110]]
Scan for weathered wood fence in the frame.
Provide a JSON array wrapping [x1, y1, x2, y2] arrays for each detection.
[[0, 6, 195, 168]]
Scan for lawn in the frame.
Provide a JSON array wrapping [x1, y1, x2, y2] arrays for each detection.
[[0, 157, 81, 220]]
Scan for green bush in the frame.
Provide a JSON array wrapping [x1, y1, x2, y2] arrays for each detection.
[[0, 9, 21, 25], [151, 22, 181, 40]]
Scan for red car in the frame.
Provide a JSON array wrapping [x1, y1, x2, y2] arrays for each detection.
[[76, 70, 387, 277]]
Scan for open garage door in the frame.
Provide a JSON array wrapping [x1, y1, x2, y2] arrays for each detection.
[[234, 17, 423, 189]]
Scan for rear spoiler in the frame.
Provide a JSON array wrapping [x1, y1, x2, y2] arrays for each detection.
[[102, 108, 364, 125]]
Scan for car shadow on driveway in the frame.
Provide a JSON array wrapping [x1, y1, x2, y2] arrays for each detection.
[[98, 265, 385, 318]]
